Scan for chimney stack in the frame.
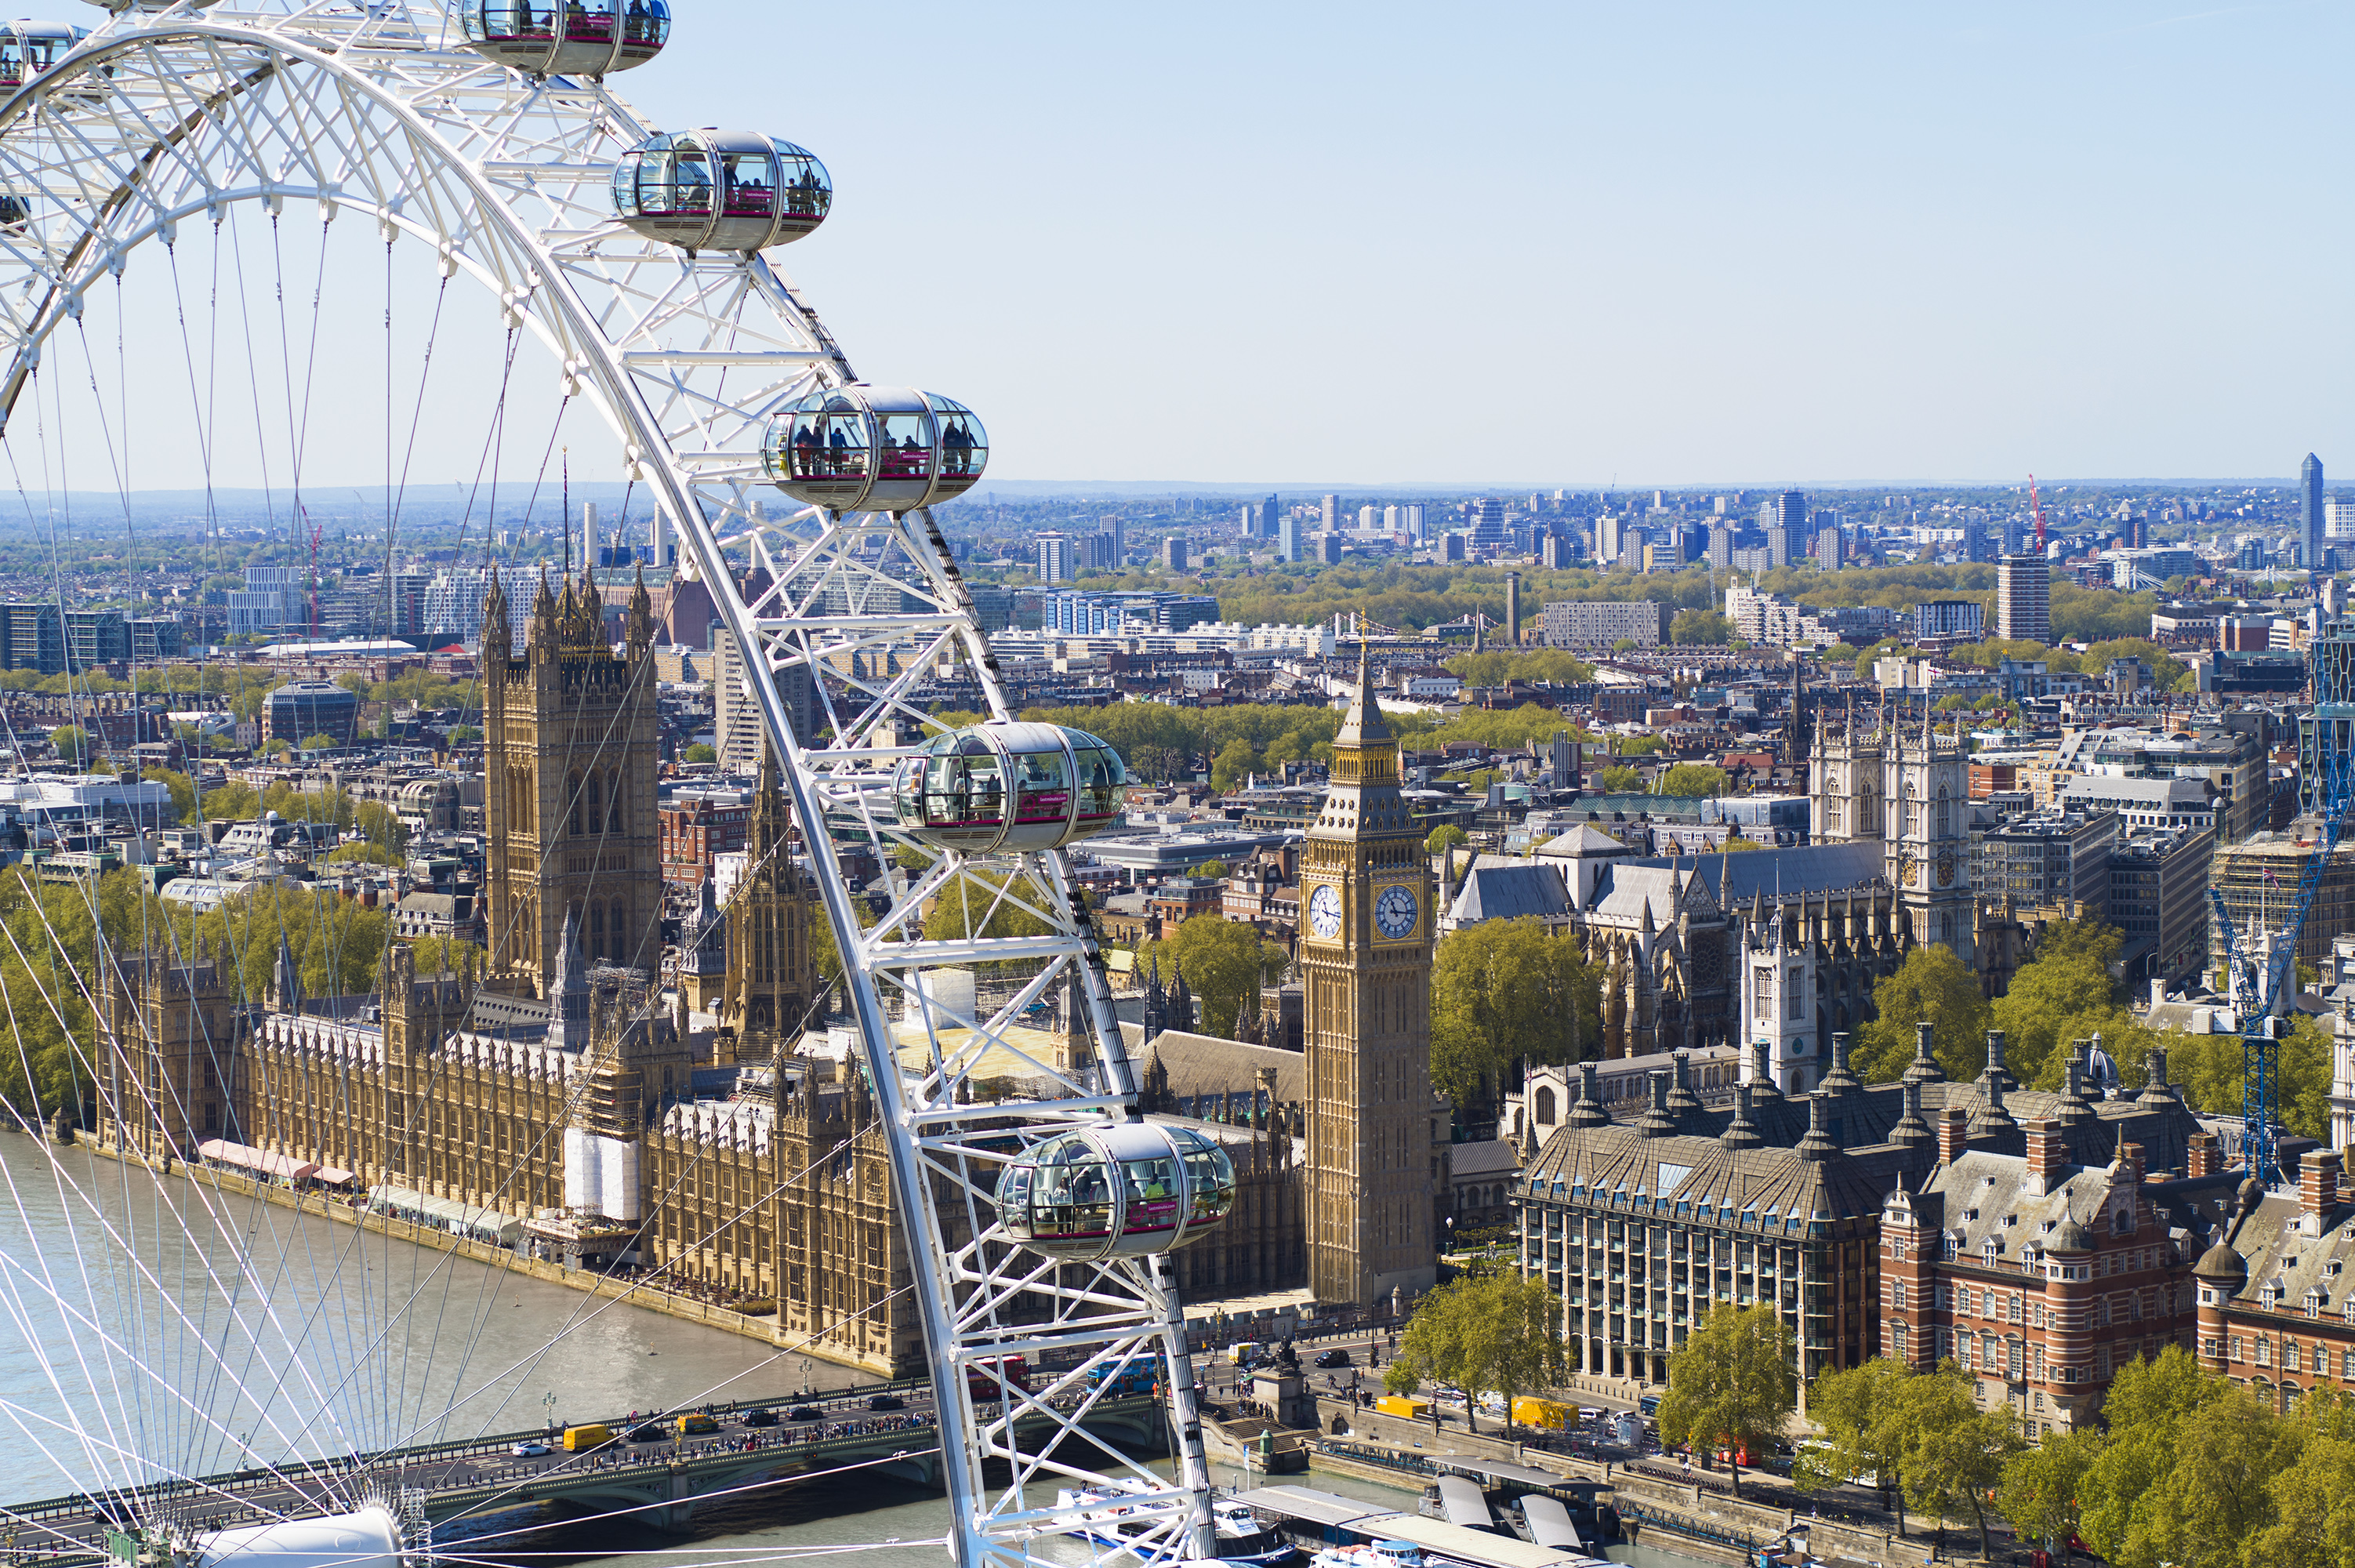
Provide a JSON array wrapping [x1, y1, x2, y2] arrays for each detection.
[[2302, 1149, 2345, 1233], [2024, 1117, 2067, 1196], [1938, 1105, 1969, 1165], [2188, 1131, 2219, 1180]]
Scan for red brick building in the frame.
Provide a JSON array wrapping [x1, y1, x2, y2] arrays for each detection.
[[1879, 1114, 2214, 1438], [659, 796, 748, 886], [2194, 1149, 2355, 1410]]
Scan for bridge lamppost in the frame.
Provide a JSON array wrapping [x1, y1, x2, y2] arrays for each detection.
[[543, 1391, 557, 1434]]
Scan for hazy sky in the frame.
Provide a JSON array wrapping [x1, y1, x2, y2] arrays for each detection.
[[25, 2, 2355, 500]]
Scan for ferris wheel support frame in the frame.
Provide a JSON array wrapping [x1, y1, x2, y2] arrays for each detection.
[[0, 9, 1221, 1568]]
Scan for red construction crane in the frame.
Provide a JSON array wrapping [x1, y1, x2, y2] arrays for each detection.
[[2028, 474, 2047, 553]]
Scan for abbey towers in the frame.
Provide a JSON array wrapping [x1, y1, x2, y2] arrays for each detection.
[[1809, 703, 1975, 964]]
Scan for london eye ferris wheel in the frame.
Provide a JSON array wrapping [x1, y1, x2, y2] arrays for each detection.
[[0, 4, 1236, 1568]]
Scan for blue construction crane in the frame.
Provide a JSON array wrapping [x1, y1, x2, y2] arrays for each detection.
[[2210, 620, 2355, 1185]]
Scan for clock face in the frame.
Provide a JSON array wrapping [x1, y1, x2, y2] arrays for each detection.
[[1308, 884, 1343, 939], [1376, 884, 1419, 939]]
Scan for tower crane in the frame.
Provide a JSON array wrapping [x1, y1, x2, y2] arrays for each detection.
[[2210, 622, 2355, 1184], [2029, 474, 2048, 554]]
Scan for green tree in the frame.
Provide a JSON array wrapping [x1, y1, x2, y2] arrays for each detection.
[[201, 780, 258, 820], [2131, 1388, 2301, 1568], [446, 724, 481, 746], [1141, 915, 1283, 1040], [1654, 1304, 1794, 1497], [141, 768, 195, 826], [1429, 917, 1602, 1106], [1851, 945, 1990, 1084], [2000, 1428, 2103, 1557], [1990, 920, 2128, 1089], [1210, 737, 1257, 792], [1610, 637, 1636, 652], [1653, 763, 1729, 797], [1901, 1363, 2023, 1560], [1384, 1273, 1565, 1437], [1670, 608, 1732, 645], [2249, 1390, 2355, 1568], [1597, 764, 1646, 793], [2077, 1345, 2230, 1565], [1802, 1359, 1921, 1534], [326, 841, 404, 867], [48, 725, 85, 766], [354, 800, 411, 856], [299, 733, 339, 751], [1718, 835, 1769, 852], [681, 742, 718, 764], [1424, 824, 1468, 858]]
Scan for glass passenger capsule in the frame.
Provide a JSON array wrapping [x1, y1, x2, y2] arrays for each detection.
[[996, 1123, 1236, 1261], [611, 131, 828, 254], [454, 0, 669, 77], [0, 22, 89, 88], [761, 385, 987, 514], [892, 721, 1124, 854]]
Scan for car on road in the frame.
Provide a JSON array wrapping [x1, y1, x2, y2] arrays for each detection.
[[788, 1406, 823, 1422], [1312, 1348, 1352, 1368], [509, 1442, 551, 1457], [627, 1422, 670, 1443], [742, 1408, 777, 1427], [866, 1393, 906, 1411], [1638, 1395, 1660, 1417]]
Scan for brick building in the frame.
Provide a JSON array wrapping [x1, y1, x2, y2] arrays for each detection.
[[1879, 1115, 2222, 1438], [659, 794, 748, 886], [2194, 1148, 2355, 1412]]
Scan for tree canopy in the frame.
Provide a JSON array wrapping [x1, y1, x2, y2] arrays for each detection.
[[1851, 942, 1990, 1083], [1139, 915, 1286, 1040], [1654, 1304, 1793, 1496], [1429, 916, 1601, 1106], [1653, 763, 1729, 798], [1383, 1271, 1566, 1436]]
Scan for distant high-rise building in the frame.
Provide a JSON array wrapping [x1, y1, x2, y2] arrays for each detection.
[[1399, 503, 1427, 543], [1261, 494, 1279, 537], [1279, 516, 1301, 563], [1161, 537, 1189, 572], [2328, 495, 2355, 542], [1316, 534, 1344, 564], [1469, 496, 1504, 529], [1764, 524, 1794, 570], [1357, 504, 1378, 531], [1998, 554, 2051, 644], [1321, 495, 1339, 532], [1777, 490, 1807, 534], [1812, 527, 1842, 571], [1105, 514, 1125, 560], [1914, 601, 1984, 641], [1704, 524, 1733, 571], [1035, 532, 1069, 584], [1595, 514, 1624, 564], [1082, 531, 1118, 570], [1541, 531, 1576, 570], [2306, 454, 2327, 569], [1442, 532, 1465, 562]]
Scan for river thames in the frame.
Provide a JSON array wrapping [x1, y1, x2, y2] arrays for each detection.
[[0, 1131, 1710, 1567]]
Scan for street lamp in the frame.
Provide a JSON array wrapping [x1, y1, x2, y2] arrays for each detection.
[[543, 1389, 558, 1433]]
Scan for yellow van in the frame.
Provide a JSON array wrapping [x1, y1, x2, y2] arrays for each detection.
[[561, 1424, 615, 1451], [676, 1413, 719, 1436], [1374, 1395, 1432, 1420]]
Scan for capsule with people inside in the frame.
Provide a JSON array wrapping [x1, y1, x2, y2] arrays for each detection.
[[454, 0, 669, 77], [611, 129, 828, 253], [996, 1123, 1236, 1261], [892, 722, 1123, 855], [762, 384, 987, 514], [0, 21, 92, 89]]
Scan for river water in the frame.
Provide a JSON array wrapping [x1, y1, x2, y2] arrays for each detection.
[[0, 1131, 1710, 1567]]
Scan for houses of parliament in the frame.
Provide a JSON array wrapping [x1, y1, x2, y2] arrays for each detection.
[[93, 567, 1323, 1375]]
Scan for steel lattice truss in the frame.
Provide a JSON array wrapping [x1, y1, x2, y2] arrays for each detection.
[[0, 5, 1217, 1566]]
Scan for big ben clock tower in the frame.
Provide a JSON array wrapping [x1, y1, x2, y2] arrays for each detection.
[[1303, 654, 1437, 1306]]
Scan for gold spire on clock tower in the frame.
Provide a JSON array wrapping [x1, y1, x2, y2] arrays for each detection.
[[1302, 650, 1437, 1307]]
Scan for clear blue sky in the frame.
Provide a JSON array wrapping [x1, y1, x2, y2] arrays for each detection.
[[34, 3, 2355, 501], [648, 1, 2347, 489]]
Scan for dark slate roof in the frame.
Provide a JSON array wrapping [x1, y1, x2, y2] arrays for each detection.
[[1627, 840, 1885, 905], [1450, 863, 1571, 924], [1521, 1119, 1898, 1229], [1451, 1138, 1523, 1178], [1123, 1026, 1308, 1102]]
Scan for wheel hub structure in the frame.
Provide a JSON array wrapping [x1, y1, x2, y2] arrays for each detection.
[[0, 5, 1219, 1567]]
